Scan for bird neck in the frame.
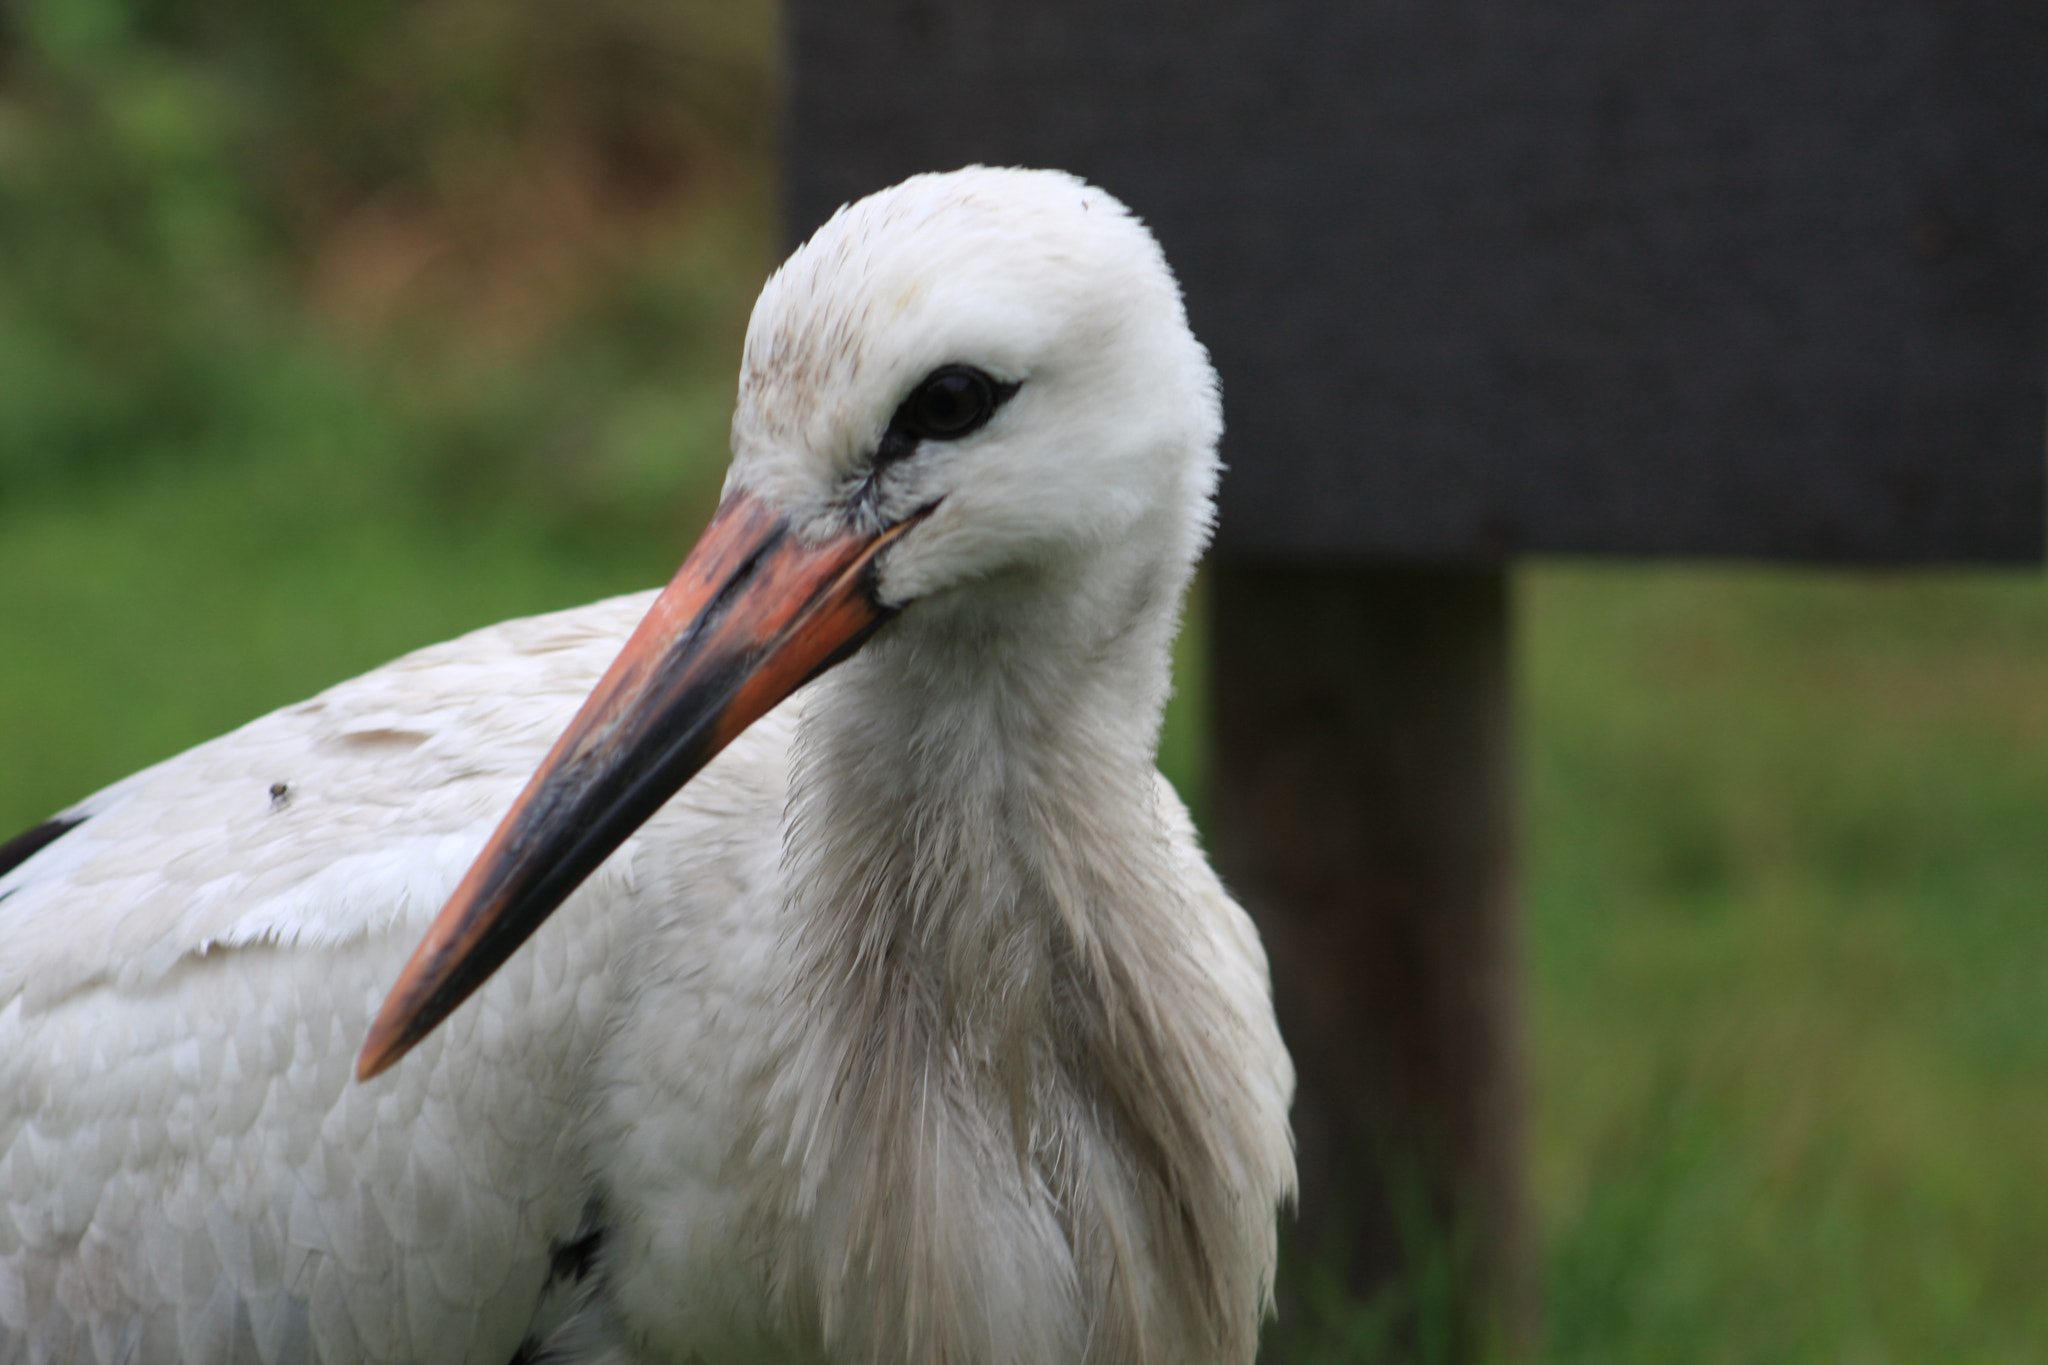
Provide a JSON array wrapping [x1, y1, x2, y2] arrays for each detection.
[[785, 551, 1183, 1019], [763, 553, 1260, 1362]]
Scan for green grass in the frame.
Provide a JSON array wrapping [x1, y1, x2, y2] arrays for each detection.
[[1525, 567, 2048, 1364]]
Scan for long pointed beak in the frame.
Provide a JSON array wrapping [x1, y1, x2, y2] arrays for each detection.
[[357, 491, 919, 1080]]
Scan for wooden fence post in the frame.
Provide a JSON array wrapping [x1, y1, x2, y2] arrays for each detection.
[[1208, 563, 1527, 1354]]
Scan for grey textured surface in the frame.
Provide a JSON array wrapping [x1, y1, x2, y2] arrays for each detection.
[[786, 0, 2047, 563]]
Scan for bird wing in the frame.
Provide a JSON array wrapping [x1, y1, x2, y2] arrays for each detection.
[[0, 592, 661, 1365]]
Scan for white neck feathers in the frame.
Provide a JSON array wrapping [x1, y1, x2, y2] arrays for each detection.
[[760, 559, 1280, 1365]]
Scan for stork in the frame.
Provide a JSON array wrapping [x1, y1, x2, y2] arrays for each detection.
[[0, 167, 1295, 1365]]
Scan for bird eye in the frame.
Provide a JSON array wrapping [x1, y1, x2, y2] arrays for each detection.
[[898, 366, 1007, 442]]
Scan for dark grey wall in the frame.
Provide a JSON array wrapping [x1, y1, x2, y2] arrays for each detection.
[[786, 0, 2046, 564]]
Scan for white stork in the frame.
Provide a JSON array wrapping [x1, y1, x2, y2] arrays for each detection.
[[0, 167, 1296, 1365]]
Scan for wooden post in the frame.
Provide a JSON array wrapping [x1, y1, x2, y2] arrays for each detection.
[[1208, 562, 1528, 1356]]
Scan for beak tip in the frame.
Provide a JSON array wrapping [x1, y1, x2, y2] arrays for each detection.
[[355, 1013, 410, 1083], [354, 1044, 389, 1084]]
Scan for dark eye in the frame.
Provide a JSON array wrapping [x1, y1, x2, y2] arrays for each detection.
[[897, 366, 1009, 442]]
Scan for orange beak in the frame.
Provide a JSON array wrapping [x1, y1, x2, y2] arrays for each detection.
[[357, 490, 921, 1080]]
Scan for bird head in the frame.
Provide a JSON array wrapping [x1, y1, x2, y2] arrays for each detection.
[[729, 168, 1219, 606], [358, 167, 1220, 1079]]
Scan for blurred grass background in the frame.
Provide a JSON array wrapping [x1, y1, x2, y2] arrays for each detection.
[[2, 2, 2045, 1360]]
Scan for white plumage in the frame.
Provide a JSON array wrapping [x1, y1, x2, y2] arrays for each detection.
[[0, 167, 1295, 1365]]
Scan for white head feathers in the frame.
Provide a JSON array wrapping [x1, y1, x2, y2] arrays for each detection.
[[727, 167, 1223, 610]]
